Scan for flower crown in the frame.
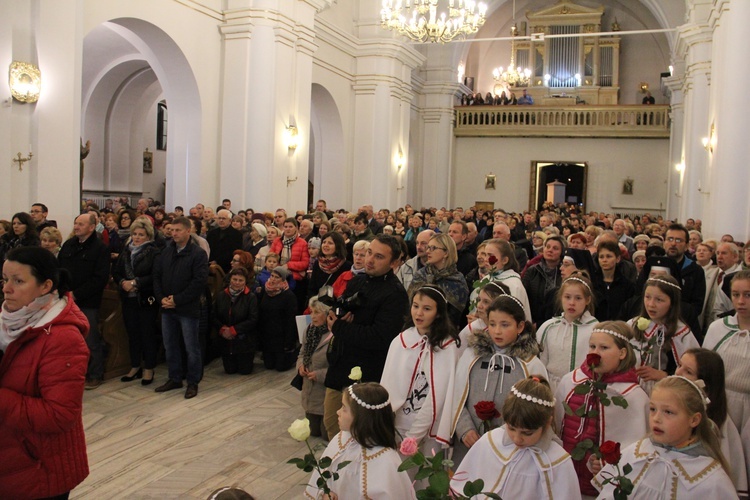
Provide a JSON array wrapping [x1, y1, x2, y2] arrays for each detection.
[[510, 385, 555, 408], [647, 277, 681, 290], [593, 328, 629, 344], [347, 384, 390, 410], [563, 276, 592, 294]]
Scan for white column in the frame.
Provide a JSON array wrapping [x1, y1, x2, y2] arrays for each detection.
[[664, 70, 685, 221], [218, 3, 317, 213], [704, 0, 750, 241], [674, 24, 712, 223]]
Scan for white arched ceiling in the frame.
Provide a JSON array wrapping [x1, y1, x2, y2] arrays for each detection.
[[81, 18, 201, 207]]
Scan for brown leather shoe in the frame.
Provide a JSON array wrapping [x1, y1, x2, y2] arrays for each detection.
[[184, 384, 198, 399], [154, 379, 183, 393]]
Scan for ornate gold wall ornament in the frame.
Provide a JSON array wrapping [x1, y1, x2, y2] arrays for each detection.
[[9, 61, 41, 103]]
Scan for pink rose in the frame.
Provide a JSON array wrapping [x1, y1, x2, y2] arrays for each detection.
[[399, 437, 419, 456]]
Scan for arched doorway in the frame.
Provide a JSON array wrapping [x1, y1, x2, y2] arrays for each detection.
[[81, 18, 201, 208], [309, 84, 346, 210]]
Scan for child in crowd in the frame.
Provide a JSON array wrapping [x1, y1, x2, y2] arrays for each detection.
[[306, 237, 321, 280], [297, 296, 334, 438], [451, 376, 581, 499], [593, 376, 736, 498], [451, 295, 547, 467], [460, 281, 510, 356], [256, 252, 279, 292], [305, 383, 415, 499], [555, 321, 649, 497], [537, 272, 598, 390], [629, 275, 700, 394], [676, 348, 748, 497], [704, 270, 750, 433], [381, 286, 460, 456]]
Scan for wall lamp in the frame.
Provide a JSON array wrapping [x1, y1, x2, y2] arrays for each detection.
[[285, 125, 299, 151], [9, 61, 41, 103], [702, 123, 716, 153], [395, 150, 405, 169]]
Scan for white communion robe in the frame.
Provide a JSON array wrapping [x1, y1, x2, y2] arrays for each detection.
[[450, 426, 581, 500], [593, 438, 737, 500], [304, 431, 416, 500]]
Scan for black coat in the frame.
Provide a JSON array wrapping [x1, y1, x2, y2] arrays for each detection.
[[206, 226, 243, 273], [258, 289, 298, 353], [306, 260, 352, 303], [58, 233, 110, 309], [112, 241, 161, 304], [153, 239, 209, 318], [213, 287, 259, 354], [593, 264, 636, 322], [522, 262, 562, 325], [325, 271, 409, 391]]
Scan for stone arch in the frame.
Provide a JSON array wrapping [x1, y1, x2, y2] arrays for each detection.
[[309, 83, 346, 209], [81, 17, 201, 207]]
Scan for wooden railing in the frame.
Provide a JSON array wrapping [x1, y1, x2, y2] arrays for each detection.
[[454, 105, 670, 138]]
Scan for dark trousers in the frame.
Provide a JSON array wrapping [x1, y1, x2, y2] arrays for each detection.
[[222, 350, 255, 375], [80, 307, 104, 380], [121, 297, 159, 370]]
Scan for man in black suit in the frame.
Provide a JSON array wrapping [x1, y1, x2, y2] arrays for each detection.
[[360, 204, 383, 235]]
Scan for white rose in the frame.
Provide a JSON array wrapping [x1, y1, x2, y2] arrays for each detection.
[[636, 317, 651, 331], [288, 418, 311, 441], [348, 366, 363, 382]]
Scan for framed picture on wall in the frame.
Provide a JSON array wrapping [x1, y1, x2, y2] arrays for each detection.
[[622, 178, 633, 195], [143, 148, 153, 173]]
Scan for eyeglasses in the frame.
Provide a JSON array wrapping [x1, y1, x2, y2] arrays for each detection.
[[665, 237, 684, 243], [426, 245, 446, 252]]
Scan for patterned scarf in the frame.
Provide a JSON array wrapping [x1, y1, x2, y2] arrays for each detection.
[[0, 293, 59, 351], [280, 234, 297, 265], [318, 255, 344, 275], [302, 323, 329, 368], [265, 277, 289, 297]]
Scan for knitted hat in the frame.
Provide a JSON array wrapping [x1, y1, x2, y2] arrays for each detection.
[[308, 237, 321, 249], [632, 250, 646, 261], [633, 234, 650, 244], [252, 223, 267, 238], [272, 266, 290, 280]]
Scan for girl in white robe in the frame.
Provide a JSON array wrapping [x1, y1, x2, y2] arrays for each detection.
[[593, 376, 736, 499], [628, 276, 700, 395], [459, 281, 510, 357], [381, 286, 460, 455], [676, 348, 748, 498], [451, 295, 548, 467], [704, 271, 750, 434], [451, 376, 581, 500], [537, 273, 598, 391], [305, 382, 415, 500]]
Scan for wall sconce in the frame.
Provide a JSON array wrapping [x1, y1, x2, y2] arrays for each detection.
[[284, 125, 298, 151], [9, 61, 41, 103], [13, 150, 33, 171], [703, 123, 716, 153], [674, 162, 684, 172], [639, 82, 649, 93], [395, 150, 405, 169]]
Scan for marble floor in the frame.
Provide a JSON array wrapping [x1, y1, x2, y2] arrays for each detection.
[[73, 359, 321, 499]]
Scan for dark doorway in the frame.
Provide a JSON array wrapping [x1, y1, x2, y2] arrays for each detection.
[[530, 161, 587, 212]]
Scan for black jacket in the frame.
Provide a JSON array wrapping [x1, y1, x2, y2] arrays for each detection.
[[675, 257, 706, 338], [58, 233, 110, 309], [593, 264, 636, 322], [325, 270, 408, 391], [213, 287, 259, 354], [153, 239, 209, 318], [112, 241, 161, 304], [307, 260, 352, 303], [206, 226, 243, 273], [522, 262, 562, 325]]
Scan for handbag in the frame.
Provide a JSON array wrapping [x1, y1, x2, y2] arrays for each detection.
[[290, 372, 304, 391]]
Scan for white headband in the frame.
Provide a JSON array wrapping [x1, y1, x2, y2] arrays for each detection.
[[347, 385, 390, 410], [592, 328, 630, 344], [500, 294, 525, 311], [419, 286, 448, 304], [563, 276, 592, 295], [510, 385, 555, 408], [669, 376, 711, 409], [648, 277, 681, 290]]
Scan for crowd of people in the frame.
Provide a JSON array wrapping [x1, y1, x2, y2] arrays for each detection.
[[1, 196, 750, 499]]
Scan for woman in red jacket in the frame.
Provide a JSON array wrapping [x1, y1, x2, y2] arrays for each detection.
[[0, 246, 90, 499]]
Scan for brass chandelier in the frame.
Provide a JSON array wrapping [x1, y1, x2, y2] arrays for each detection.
[[380, 0, 487, 44]]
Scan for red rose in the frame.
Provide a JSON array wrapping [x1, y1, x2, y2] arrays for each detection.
[[599, 440, 621, 465], [586, 353, 602, 368], [474, 401, 500, 421], [488, 255, 499, 266]]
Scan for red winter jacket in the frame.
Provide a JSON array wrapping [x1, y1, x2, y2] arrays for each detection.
[[270, 235, 309, 281], [0, 294, 90, 499]]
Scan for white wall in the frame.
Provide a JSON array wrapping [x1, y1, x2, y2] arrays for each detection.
[[452, 136, 670, 214]]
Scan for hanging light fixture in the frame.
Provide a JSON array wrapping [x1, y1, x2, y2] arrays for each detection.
[[491, 0, 531, 88], [380, 0, 487, 44]]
